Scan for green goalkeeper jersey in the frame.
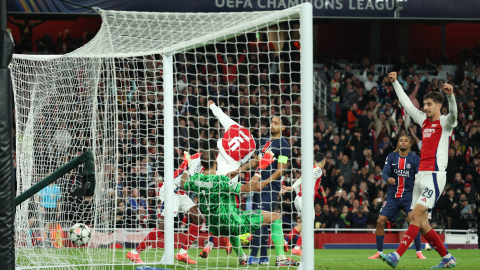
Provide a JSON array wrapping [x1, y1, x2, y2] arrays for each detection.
[[184, 173, 264, 236]]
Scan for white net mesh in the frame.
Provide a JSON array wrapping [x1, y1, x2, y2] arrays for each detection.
[[11, 5, 312, 269]]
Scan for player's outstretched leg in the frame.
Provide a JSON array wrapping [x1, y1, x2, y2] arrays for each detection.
[[175, 224, 200, 264], [176, 207, 204, 264], [200, 234, 215, 258], [127, 228, 164, 263], [229, 235, 248, 265], [414, 232, 426, 259], [291, 235, 302, 256], [284, 225, 301, 252], [260, 211, 300, 266]]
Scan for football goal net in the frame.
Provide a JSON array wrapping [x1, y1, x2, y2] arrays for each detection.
[[11, 3, 314, 269]]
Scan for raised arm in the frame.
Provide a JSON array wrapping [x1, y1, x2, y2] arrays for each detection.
[[443, 84, 458, 130], [208, 100, 238, 130], [388, 72, 426, 125]]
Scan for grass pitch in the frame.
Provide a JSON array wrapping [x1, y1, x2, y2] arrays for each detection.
[[120, 248, 478, 269], [17, 248, 479, 269]]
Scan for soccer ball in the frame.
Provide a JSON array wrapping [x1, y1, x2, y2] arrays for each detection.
[[69, 223, 91, 246]]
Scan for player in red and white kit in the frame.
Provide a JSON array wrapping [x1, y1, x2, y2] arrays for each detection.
[[127, 153, 204, 265], [380, 72, 457, 269], [280, 152, 326, 256], [199, 100, 258, 258]]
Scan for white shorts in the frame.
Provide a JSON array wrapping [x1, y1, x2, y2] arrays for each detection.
[[159, 186, 197, 218], [216, 154, 241, 184], [411, 171, 446, 211], [294, 196, 303, 218]]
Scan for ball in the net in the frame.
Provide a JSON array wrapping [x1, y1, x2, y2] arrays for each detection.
[[69, 223, 91, 246]]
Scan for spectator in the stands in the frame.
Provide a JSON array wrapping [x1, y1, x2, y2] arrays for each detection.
[[318, 204, 331, 228], [363, 69, 378, 92], [347, 103, 361, 130], [463, 183, 476, 204], [337, 84, 359, 132], [351, 205, 368, 230], [447, 148, 464, 184], [329, 207, 346, 229]]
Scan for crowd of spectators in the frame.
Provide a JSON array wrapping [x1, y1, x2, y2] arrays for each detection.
[[13, 24, 480, 235]]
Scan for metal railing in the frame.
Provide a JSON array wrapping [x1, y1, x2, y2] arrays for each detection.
[[313, 69, 328, 115]]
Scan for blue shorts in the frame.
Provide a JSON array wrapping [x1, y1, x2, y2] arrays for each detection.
[[379, 197, 412, 222], [252, 191, 279, 212]]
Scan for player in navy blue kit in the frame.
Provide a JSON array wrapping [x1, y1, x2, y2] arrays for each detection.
[[230, 115, 291, 265], [368, 135, 427, 260]]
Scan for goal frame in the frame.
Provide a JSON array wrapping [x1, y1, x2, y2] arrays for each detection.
[[8, 3, 314, 269]]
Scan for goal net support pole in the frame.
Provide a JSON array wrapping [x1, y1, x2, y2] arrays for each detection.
[[0, 0, 15, 268], [300, 3, 314, 270], [14, 150, 95, 206], [159, 54, 175, 265]]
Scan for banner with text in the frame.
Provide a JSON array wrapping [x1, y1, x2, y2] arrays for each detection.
[[7, 0, 480, 20]]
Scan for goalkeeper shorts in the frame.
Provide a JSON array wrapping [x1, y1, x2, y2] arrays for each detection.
[[210, 209, 264, 236]]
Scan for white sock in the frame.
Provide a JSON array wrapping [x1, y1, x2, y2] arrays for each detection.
[[277, 255, 287, 261], [416, 251, 422, 254], [294, 246, 301, 249], [208, 241, 214, 249], [130, 249, 139, 255], [378, 251, 383, 254], [178, 248, 187, 255], [442, 253, 452, 259], [393, 252, 400, 259]]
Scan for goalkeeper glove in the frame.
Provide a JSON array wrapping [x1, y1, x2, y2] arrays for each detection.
[[254, 151, 275, 177], [258, 151, 275, 169]]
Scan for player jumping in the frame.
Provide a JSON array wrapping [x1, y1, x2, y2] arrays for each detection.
[[380, 72, 457, 268], [127, 153, 204, 264], [181, 150, 300, 266], [280, 152, 326, 256], [200, 100, 258, 257], [368, 135, 426, 260]]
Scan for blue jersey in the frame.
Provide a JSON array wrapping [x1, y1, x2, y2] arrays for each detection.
[[38, 185, 62, 209], [257, 137, 290, 192], [382, 151, 419, 199]]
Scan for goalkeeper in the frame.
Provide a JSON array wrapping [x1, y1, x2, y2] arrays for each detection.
[[180, 150, 299, 266]]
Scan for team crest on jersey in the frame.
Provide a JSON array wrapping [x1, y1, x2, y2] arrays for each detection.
[[406, 164, 411, 169]]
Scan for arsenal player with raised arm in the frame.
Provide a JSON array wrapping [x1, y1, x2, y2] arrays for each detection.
[[199, 100, 257, 258], [380, 72, 457, 269]]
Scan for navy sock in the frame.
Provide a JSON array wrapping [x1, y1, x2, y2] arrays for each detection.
[[414, 232, 422, 252], [260, 226, 269, 259], [376, 235, 384, 252], [293, 235, 300, 243], [208, 235, 214, 243], [249, 227, 261, 257]]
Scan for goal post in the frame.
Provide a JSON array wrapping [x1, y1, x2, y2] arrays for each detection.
[[10, 3, 314, 269]]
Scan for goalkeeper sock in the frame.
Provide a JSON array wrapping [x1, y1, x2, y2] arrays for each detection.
[[271, 220, 285, 257], [284, 227, 300, 243], [229, 236, 245, 257], [136, 228, 163, 253], [180, 224, 199, 251]]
